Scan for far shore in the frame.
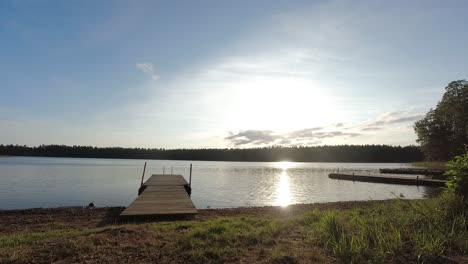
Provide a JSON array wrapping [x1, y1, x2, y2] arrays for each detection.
[[0, 154, 426, 163]]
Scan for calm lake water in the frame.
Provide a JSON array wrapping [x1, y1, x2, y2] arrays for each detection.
[[0, 157, 440, 210]]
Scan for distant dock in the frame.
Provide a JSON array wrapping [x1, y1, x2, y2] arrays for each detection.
[[379, 168, 445, 176], [329, 173, 447, 187], [120, 174, 197, 218]]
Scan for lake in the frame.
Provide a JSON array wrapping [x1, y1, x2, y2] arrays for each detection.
[[0, 157, 440, 210]]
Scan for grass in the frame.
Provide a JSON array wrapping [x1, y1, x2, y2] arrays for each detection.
[[305, 193, 468, 263], [412, 161, 448, 170], [0, 229, 98, 248], [178, 217, 284, 262], [0, 195, 467, 263]]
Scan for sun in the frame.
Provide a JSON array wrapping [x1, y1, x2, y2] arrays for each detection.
[[221, 76, 337, 132]]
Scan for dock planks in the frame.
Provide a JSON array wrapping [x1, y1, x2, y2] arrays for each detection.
[[120, 174, 197, 217], [143, 174, 189, 186]]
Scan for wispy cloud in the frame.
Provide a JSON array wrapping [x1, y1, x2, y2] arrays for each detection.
[[358, 111, 424, 131], [225, 128, 361, 147], [225, 130, 280, 146], [360, 126, 381, 131], [224, 110, 424, 147], [136, 63, 160, 80]]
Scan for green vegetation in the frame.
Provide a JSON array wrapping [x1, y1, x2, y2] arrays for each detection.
[[177, 217, 283, 262], [414, 80, 468, 161], [445, 152, 468, 198], [310, 193, 467, 263], [0, 144, 423, 162], [1, 196, 466, 263], [412, 161, 447, 170]]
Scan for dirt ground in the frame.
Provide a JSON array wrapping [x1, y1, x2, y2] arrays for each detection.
[[0, 200, 385, 234]]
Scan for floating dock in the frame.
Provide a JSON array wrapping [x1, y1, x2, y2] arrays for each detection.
[[379, 168, 445, 176], [329, 173, 447, 187], [120, 174, 197, 218]]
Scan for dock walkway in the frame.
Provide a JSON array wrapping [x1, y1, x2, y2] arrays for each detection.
[[120, 174, 197, 217]]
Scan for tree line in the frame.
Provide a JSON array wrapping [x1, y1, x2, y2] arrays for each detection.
[[0, 144, 423, 162], [414, 80, 468, 161]]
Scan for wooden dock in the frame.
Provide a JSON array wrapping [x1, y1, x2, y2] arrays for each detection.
[[120, 174, 197, 217], [379, 168, 445, 176], [329, 173, 447, 187]]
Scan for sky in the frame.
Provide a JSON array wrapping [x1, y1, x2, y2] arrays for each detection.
[[1, 0, 467, 148]]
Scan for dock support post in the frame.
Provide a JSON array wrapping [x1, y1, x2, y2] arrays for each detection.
[[140, 162, 147, 187], [138, 162, 147, 195], [189, 163, 192, 187]]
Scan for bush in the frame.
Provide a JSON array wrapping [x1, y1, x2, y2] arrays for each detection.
[[445, 152, 468, 199]]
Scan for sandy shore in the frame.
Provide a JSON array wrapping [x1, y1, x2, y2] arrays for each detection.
[[0, 200, 391, 234]]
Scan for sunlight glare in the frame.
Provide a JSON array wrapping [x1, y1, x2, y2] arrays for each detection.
[[277, 161, 293, 171], [275, 171, 291, 207]]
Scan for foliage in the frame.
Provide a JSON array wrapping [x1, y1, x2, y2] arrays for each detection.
[[306, 194, 468, 263], [445, 152, 468, 198], [177, 217, 282, 262], [0, 144, 423, 162], [318, 212, 354, 261], [412, 161, 447, 170], [414, 80, 468, 161]]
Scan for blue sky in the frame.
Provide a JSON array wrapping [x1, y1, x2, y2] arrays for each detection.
[[1, 0, 467, 148]]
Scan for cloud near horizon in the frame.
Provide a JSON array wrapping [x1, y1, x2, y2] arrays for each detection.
[[225, 111, 424, 147], [358, 112, 424, 130], [225, 128, 361, 147]]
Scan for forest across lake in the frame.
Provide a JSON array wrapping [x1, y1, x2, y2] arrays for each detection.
[[0, 144, 423, 162]]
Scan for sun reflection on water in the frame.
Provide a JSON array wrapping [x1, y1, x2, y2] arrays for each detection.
[[275, 162, 292, 207], [277, 161, 292, 170]]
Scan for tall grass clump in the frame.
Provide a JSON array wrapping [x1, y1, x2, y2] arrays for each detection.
[[178, 217, 283, 263], [308, 194, 468, 263], [318, 212, 356, 262], [316, 207, 406, 263]]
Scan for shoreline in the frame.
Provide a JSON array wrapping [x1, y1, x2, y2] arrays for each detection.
[[1, 197, 466, 263], [0, 199, 393, 212], [0, 199, 402, 233]]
